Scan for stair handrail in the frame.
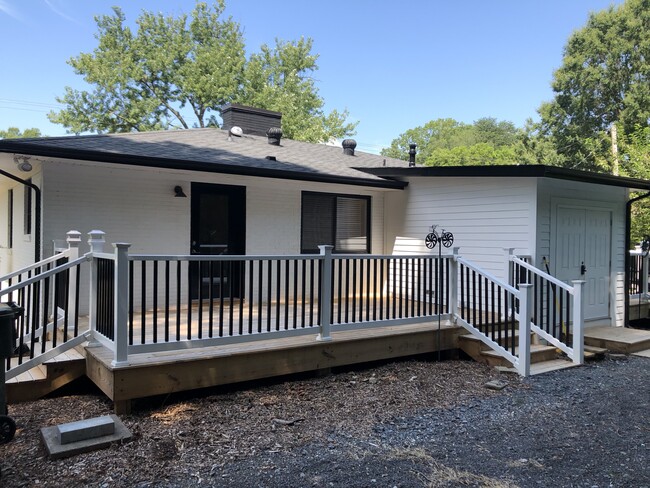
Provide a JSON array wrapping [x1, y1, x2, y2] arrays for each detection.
[[0, 248, 72, 285], [455, 254, 533, 376], [509, 254, 585, 364], [510, 255, 574, 293], [0, 253, 91, 299], [457, 256, 519, 295]]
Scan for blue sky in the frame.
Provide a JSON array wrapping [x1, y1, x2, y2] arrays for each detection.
[[0, 0, 622, 153]]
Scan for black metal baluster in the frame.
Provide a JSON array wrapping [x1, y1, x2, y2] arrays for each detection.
[[165, 261, 170, 342], [153, 260, 159, 343], [141, 261, 147, 344], [176, 261, 181, 341]]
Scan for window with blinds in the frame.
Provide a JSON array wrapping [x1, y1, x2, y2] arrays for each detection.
[[301, 192, 370, 253]]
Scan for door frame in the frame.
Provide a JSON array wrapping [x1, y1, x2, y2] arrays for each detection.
[[190, 182, 246, 299], [551, 198, 614, 323]]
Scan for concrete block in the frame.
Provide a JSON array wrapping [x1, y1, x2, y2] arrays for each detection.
[[57, 415, 115, 445], [41, 414, 131, 460]]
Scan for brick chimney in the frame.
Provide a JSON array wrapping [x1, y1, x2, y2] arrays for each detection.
[[221, 104, 282, 137]]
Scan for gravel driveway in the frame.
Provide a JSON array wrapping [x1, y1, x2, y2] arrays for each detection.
[[1, 355, 648, 487]]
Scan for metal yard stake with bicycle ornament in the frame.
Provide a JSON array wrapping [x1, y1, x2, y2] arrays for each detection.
[[425, 225, 454, 250], [424, 225, 454, 361]]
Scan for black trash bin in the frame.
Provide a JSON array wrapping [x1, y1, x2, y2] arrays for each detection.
[[0, 302, 23, 445]]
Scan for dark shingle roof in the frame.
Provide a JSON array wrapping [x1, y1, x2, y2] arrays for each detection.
[[0, 129, 409, 189]]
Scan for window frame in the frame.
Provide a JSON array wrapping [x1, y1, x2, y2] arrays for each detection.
[[300, 191, 371, 254]]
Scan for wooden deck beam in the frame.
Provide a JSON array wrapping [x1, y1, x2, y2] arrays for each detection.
[[84, 322, 462, 413]]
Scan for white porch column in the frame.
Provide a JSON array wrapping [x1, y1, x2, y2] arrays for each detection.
[[65, 231, 81, 329], [112, 242, 131, 366], [503, 248, 515, 286], [87, 230, 106, 347], [517, 283, 532, 377], [317, 245, 334, 342], [449, 247, 460, 323], [642, 253, 649, 296], [571, 280, 586, 365]]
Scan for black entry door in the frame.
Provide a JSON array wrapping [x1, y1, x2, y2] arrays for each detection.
[[190, 183, 246, 299]]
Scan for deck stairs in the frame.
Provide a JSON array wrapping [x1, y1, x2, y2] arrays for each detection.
[[6, 344, 87, 403], [458, 330, 608, 375]]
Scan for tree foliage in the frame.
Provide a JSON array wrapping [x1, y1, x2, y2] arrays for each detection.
[[0, 127, 42, 139], [538, 0, 650, 172], [238, 37, 356, 142], [381, 117, 540, 166], [48, 1, 355, 142]]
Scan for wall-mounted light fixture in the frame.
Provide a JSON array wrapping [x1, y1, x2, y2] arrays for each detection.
[[13, 155, 33, 172], [174, 185, 187, 198]]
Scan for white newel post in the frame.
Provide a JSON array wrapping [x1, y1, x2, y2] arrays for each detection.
[[643, 253, 649, 296], [87, 230, 106, 346], [317, 245, 334, 342], [112, 242, 131, 366], [450, 247, 460, 322], [65, 231, 81, 329], [571, 280, 585, 365], [517, 283, 532, 377], [503, 248, 515, 286]]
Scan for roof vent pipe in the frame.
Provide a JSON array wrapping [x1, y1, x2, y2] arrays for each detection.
[[266, 127, 282, 145], [342, 139, 357, 156], [409, 143, 417, 167]]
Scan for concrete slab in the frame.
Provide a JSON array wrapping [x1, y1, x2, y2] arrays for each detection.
[[584, 326, 650, 353], [41, 414, 131, 460], [632, 349, 650, 358]]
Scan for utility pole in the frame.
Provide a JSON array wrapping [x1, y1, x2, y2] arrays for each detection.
[[611, 122, 619, 176]]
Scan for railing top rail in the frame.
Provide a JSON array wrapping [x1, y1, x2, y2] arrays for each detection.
[[511, 256, 574, 293], [128, 253, 455, 262], [0, 254, 90, 297], [92, 252, 117, 260], [457, 256, 519, 296], [0, 249, 72, 282], [629, 249, 645, 256]]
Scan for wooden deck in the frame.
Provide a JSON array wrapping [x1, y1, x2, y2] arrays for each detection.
[[85, 320, 462, 413]]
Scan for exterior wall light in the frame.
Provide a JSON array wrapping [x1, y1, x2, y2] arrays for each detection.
[[174, 186, 187, 198]]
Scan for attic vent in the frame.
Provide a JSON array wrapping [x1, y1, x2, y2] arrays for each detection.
[[267, 127, 282, 145], [409, 143, 417, 167], [342, 139, 357, 156]]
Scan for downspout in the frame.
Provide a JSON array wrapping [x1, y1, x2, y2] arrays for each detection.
[[624, 191, 650, 327], [0, 168, 41, 263]]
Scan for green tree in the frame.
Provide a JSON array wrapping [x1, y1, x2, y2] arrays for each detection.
[[538, 0, 650, 173], [48, 1, 355, 142], [238, 37, 356, 142], [49, 2, 245, 133], [381, 117, 527, 166], [0, 127, 42, 139]]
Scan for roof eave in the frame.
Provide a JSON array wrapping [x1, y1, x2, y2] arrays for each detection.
[[0, 141, 407, 190], [359, 164, 650, 191]]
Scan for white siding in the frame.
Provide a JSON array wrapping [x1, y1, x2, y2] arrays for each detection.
[[41, 159, 388, 258], [0, 169, 43, 275], [535, 179, 628, 327], [385, 177, 537, 281]]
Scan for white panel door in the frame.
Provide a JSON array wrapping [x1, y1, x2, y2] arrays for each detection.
[[555, 206, 611, 320]]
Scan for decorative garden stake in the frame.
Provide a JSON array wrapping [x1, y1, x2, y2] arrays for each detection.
[[424, 226, 454, 361]]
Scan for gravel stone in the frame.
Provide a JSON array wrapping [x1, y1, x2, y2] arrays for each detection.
[[1, 356, 648, 487]]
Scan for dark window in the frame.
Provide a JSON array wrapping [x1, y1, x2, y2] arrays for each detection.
[[7, 189, 13, 248], [301, 192, 370, 253], [24, 179, 32, 235]]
